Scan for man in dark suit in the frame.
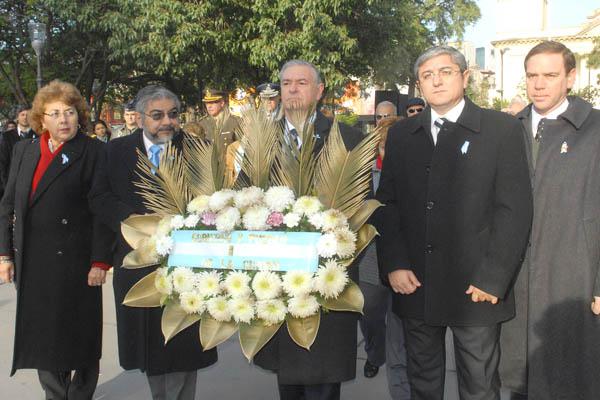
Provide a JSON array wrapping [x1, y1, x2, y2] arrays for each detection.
[[374, 46, 532, 400], [90, 85, 217, 400], [0, 106, 36, 197], [253, 60, 362, 400]]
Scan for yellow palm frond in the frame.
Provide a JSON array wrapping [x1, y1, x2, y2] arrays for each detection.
[[314, 120, 380, 218], [134, 145, 190, 215], [237, 107, 280, 189], [183, 137, 218, 196]]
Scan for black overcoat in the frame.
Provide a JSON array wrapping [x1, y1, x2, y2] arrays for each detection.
[[0, 133, 111, 375], [374, 98, 533, 326], [253, 112, 364, 384], [90, 130, 217, 375], [0, 128, 36, 197]]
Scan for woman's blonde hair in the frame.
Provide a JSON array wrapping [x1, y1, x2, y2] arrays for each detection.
[[30, 80, 90, 134]]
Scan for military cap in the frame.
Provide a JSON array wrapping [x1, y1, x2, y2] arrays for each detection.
[[202, 88, 225, 103], [124, 99, 137, 111], [256, 83, 280, 99]]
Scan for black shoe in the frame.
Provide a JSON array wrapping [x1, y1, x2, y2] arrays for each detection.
[[363, 360, 379, 378]]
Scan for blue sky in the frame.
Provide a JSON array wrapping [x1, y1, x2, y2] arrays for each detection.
[[463, 0, 599, 47]]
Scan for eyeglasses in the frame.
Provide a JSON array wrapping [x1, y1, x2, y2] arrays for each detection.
[[44, 109, 77, 119], [144, 110, 179, 121], [376, 114, 391, 120], [407, 107, 424, 114], [419, 68, 462, 82]]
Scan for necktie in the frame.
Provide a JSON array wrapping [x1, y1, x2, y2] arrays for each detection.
[[149, 144, 162, 169], [433, 118, 447, 144], [532, 118, 546, 168], [289, 128, 300, 149]]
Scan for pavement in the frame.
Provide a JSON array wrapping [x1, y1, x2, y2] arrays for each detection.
[[0, 276, 510, 399]]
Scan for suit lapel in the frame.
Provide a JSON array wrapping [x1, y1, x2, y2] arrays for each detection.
[[30, 133, 85, 206], [517, 107, 535, 178], [15, 143, 40, 213]]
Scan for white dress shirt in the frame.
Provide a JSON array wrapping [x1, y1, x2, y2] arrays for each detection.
[[430, 99, 466, 144], [531, 98, 569, 137]]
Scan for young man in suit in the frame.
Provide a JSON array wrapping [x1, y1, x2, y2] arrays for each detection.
[[91, 85, 217, 400], [253, 60, 362, 400], [374, 46, 532, 400], [0, 106, 36, 197]]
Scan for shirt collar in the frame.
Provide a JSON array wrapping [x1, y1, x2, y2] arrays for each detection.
[[430, 98, 466, 131], [142, 131, 165, 155], [531, 98, 569, 135]]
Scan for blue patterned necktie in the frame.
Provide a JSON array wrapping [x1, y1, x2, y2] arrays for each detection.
[[149, 144, 162, 169]]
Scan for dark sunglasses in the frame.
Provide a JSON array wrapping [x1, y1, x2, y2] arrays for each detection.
[[407, 107, 424, 114], [144, 109, 179, 121], [376, 114, 391, 120]]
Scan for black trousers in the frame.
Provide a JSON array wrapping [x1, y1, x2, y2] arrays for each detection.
[[358, 281, 390, 366], [403, 318, 501, 400], [37, 361, 99, 400], [278, 379, 341, 400]]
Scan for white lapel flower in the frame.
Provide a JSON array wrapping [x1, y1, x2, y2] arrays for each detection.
[[252, 271, 282, 300], [171, 267, 195, 294], [313, 260, 348, 299], [179, 291, 206, 314], [256, 299, 287, 325], [61, 153, 69, 165], [287, 294, 320, 318], [228, 297, 256, 324], [282, 270, 314, 297], [207, 295, 232, 322]]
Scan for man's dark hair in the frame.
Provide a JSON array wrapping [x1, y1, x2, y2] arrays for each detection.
[[524, 41, 576, 73], [15, 105, 30, 115]]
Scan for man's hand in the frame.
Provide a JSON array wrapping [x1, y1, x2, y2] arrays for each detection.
[[388, 269, 421, 295], [466, 285, 498, 304], [88, 267, 107, 287], [591, 296, 600, 315], [0, 261, 14, 284]]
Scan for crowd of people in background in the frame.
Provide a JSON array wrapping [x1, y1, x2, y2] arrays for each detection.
[[0, 40, 598, 400]]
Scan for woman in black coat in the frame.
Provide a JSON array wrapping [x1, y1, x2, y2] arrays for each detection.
[[0, 80, 112, 400]]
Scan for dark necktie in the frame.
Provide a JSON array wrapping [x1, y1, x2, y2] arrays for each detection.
[[533, 118, 546, 168], [433, 118, 447, 145], [289, 128, 299, 149]]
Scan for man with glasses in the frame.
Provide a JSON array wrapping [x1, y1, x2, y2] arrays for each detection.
[[406, 97, 425, 117], [374, 46, 532, 400], [91, 85, 217, 400], [375, 101, 398, 126]]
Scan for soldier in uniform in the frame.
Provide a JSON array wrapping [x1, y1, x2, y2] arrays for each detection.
[[256, 82, 281, 119], [198, 89, 240, 150], [111, 99, 138, 140]]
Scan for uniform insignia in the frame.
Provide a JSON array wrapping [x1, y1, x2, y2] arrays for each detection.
[[461, 141, 470, 154], [61, 154, 69, 165], [560, 141, 568, 154]]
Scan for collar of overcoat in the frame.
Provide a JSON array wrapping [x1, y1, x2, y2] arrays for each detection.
[[408, 97, 482, 139], [516, 95, 593, 131], [27, 132, 87, 206]]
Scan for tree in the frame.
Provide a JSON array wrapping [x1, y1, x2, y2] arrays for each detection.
[[588, 37, 600, 85]]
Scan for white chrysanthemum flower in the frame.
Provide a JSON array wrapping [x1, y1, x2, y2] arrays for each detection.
[[282, 270, 314, 297], [195, 270, 222, 298], [242, 206, 270, 231], [209, 189, 235, 212], [283, 212, 301, 228], [256, 299, 287, 325], [183, 214, 201, 228], [264, 186, 295, 212], [179, 291, 205, 314], [314, 260, 349, 299], [187, 195, 211, 214], [234, 186, 265, 211], [171, 267, 195, 293], [223, 271, 252, 298], [308, 212, 324, 230], [170, 215, 185, 230], [154, 267, 173, 295], [334, 227, 357, 258], [293, 196, 323, 216], [251, 271, 282, 300], [228, 297, 255, 324], [207, 295, 232, 322], [321, 209, 348, 232], [215, 207, 241, 232], [317, 233, 338, 258], [155, 235, 174, 256], [156, 216, 173, 237], [287, 295, 320, 318]]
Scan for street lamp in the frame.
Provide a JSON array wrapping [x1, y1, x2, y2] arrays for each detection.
[[28, 22, 47, 90], [498, 47, 510, 101]]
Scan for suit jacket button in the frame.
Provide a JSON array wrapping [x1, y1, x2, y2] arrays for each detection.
[[425, 165, 431, 173], [425, 244, 434, 254], [426, 201, 435, 210], [57, 251, 63, 256], [61, 218, 68, 225]]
